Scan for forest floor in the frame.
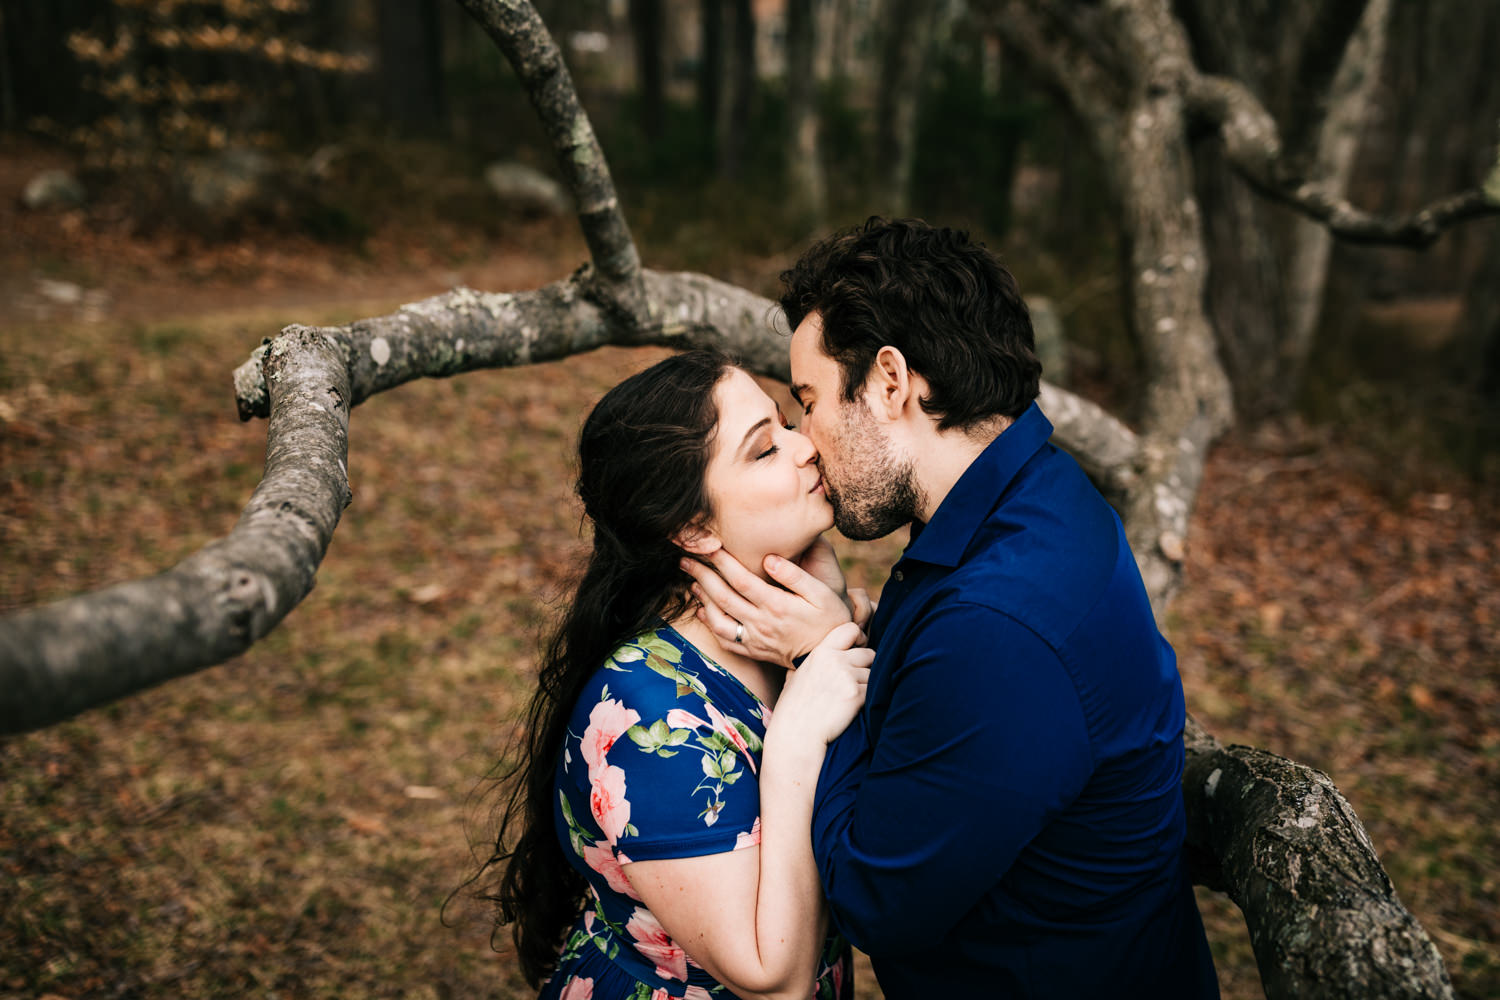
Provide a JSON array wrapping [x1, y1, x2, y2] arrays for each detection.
[[2, 142, 1497, 1000]]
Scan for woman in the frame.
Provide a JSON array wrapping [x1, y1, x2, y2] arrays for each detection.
[[480, 349, 871, 1000]]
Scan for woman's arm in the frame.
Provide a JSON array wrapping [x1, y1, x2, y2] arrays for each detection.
[[621, 624, 871, 1000]]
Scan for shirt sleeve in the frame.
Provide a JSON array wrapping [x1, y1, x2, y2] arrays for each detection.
[[562, 665, 764, 865], [811, 601, 1094, 956]]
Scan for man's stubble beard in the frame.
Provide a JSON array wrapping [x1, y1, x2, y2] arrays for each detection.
[[823, 400, 925, 542]]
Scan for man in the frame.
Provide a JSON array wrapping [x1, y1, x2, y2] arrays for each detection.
[[684, 218, 1218, 997]]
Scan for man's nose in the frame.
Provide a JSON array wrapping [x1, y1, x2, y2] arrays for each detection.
[[792, 428, 819, 466]]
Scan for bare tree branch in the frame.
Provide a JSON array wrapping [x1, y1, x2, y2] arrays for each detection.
[[1184, 718, 1456, 999], [2, 262, 1134, 735], [1187, 73, 1500, 247], [0, 329, 351, 734], [453, 0, 647, 320], [229, 276, 1140, 483]]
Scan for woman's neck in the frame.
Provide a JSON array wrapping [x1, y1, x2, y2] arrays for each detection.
[[669, 611, 786, 708]]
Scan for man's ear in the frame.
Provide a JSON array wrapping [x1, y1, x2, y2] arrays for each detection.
[[866, 345, 914, 421], [673, 521, 722, 556]]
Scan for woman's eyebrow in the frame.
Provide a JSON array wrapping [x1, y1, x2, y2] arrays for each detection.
[[736, 416, 773, 457]]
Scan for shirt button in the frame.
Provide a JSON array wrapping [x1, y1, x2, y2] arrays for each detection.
[[894, 569, 905, 582]]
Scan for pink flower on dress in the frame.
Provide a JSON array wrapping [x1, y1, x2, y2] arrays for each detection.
[[589, 763, 632, 842], [625, 906, 688, 982], [665, 708, 709, 731], [650, 990, 670, 1000], [734, 816, 762, 850], [582, 839, 641, 899], [558, 976, 595, 1000], [668, 704, 757, 775], [683, 987, 714, 1000], [581, 698, 642, 779], [704, 702, 751, 761]]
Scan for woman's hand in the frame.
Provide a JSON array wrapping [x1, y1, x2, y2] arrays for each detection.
[[681, 546, 853, 668], [766, 622, 872, 747]]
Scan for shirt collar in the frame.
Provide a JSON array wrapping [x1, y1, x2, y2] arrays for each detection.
[[903, 401, 1054, 568]]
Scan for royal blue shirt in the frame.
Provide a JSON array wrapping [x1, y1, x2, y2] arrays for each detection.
[[812, 403, 1219, 998]]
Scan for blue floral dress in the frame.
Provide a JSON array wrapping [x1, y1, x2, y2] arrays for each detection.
[[540, 624, 852, 1000]]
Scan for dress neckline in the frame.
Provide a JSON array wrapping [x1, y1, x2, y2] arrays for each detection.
[[659, 621, 773, 712]]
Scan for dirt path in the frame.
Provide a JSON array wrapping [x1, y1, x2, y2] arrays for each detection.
[[3, 141, 589, 336]]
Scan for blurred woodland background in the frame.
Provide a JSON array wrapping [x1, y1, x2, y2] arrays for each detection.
[[1, 1, 1497, 998]]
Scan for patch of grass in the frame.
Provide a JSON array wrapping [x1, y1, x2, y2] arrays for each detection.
[[133, 322, 196, 355]]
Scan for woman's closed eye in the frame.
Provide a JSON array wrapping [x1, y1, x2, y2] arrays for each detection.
[[755, 424, 798, 460]]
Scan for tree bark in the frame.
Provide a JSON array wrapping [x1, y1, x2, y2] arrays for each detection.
[[1184, 719, 1456, 999], [0, 328, 352, 734], [783, 0, 826, 229]]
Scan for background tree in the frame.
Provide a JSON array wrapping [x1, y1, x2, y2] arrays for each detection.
[[783, 0, 827, 228], [0, 0, 98, 131], [38, 0, 371, 229], [719, 0, 757, 179], [697, 0, 725, 153], [376, 0, 448, 133], [628, 0, 665, 141], [1176, 0, 1390, 419], [872, 0, 942, 215]]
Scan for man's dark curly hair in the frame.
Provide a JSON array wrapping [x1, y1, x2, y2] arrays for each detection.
[[778, 217, 1041, 431]]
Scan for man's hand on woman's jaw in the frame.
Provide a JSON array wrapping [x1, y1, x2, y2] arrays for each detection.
[[680, 539, 864, 669], [794, 537, 874, 631], [791, 538, 869, 630]]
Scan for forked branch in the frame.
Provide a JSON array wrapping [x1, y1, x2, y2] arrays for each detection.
[[1187, 73, 1500, 248]]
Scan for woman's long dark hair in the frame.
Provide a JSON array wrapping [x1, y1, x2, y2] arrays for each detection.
[[476, 349, 734, 987]]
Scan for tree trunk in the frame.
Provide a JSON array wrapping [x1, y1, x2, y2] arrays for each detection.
[[873, 0, 935, 216], [698, 0, 724, 153], [1178, 0, 1387, 420], [375, 0, 448, 133], [783, 0, 826, 228], [1454, 224, 1500, 403], [719, 0, 756, 180], [0, 0, 98, 130], [822, 0, 854, 83], [629, 0, 664, 141]]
